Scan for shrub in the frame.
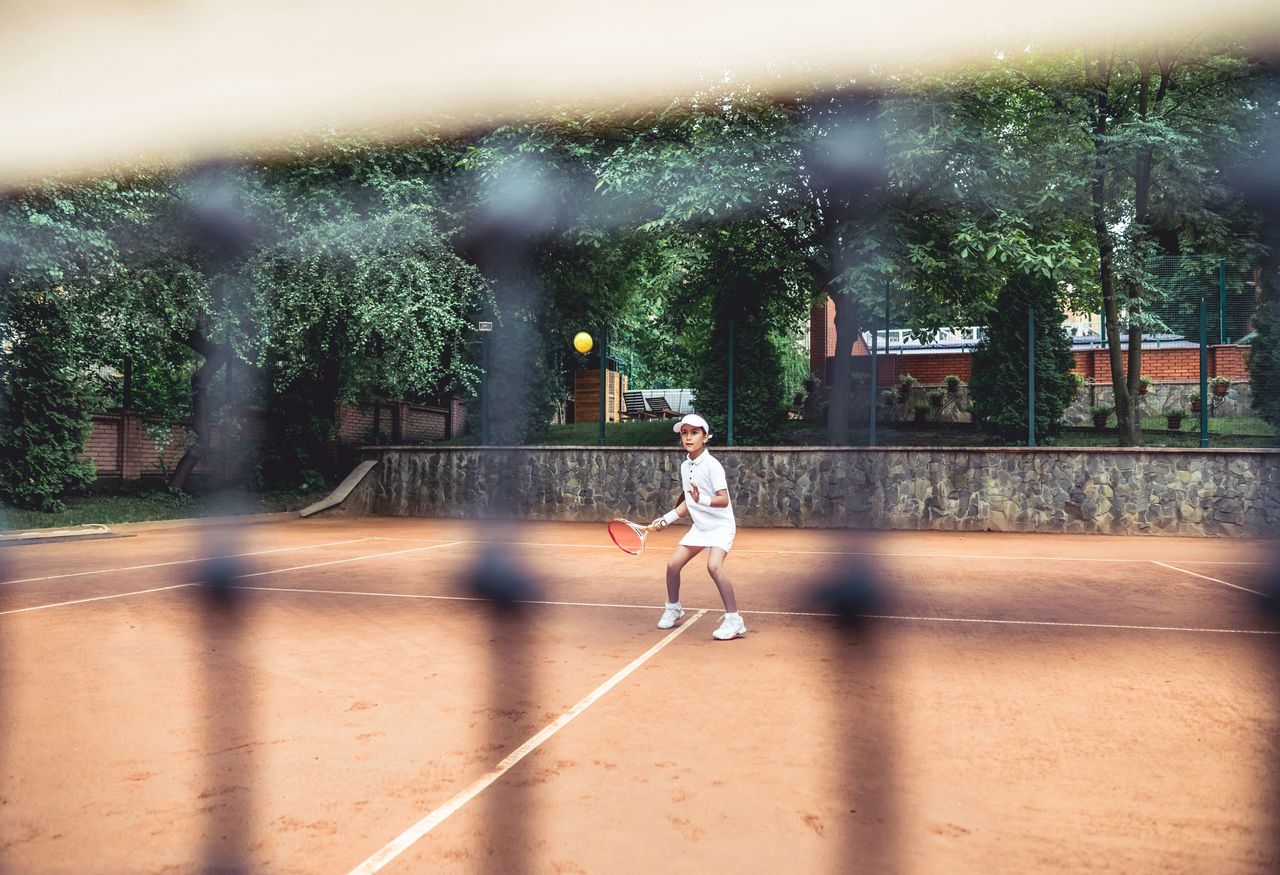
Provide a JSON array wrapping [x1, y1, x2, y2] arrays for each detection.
[[969, 272, 1078, 439], [0, 292, 97, 512], [1247, 278, 1280, 426]]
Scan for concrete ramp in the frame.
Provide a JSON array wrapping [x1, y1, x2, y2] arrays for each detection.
[[299, 460, 378, 517]]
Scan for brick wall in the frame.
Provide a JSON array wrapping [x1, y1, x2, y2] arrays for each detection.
[[877, 352, 973, 387], [809, 304, 832, 377], [824, 343, 1249, 389], [84, 399, 462, 484], [335, 401, 456, 446], [85, 415, 123, 477], [84, 410, 262, 483], [826, 351, 974, 390], [1212, 344, 1251, 380], [1071, 346, 1211, 382], [812, 299, 1254, 388]]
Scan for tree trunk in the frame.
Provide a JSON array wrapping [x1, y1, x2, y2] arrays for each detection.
[[168, 330, 228, 492], [1093, 146, 1134, 444], [826, 292, 862, 446], [1086, 51, 1141, 447]]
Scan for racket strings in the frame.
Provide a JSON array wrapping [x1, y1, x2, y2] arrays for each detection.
[[608, 519, 646, 554]]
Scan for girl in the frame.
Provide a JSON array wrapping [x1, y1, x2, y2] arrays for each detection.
[[649, 413, 745, 640]]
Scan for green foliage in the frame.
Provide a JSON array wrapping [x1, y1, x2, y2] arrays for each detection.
[[969, 273, 1078, 440], [560, 94, 817, 438], [1, 48, 1274, 464], [1247, 280, 1280, 427], [257, 145, 491, 407], [0, 291, 97, 512], [691, 315, 790, 446]]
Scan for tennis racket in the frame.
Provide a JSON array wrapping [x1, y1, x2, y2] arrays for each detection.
[[608, 518, 653, 555]]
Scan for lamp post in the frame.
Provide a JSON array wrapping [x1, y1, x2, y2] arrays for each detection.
[[478, 321, 492, 445]]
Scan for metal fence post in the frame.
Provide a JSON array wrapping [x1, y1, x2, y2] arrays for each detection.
[[599, 324, 607, 447], [1200, 299, 1209, 448], [1027, 308, 1036, 447], [727, 319, 735, 447]]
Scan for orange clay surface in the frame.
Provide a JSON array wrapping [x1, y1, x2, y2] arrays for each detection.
[[1, 515, 1277, 874]]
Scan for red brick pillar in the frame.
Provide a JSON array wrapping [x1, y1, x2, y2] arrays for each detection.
[[121, 410, 146, 481]]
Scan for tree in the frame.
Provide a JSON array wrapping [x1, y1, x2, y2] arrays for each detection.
[[583, 92, 824, 440], [969, 272, 1079, 440], [258, 144, 490, 457], [1240, 69, 1280, 428], [1, 138, 495, 488], [0, 177, 129, 509], [0, 289, 97, 511], [1076, 45, 1260, 444]]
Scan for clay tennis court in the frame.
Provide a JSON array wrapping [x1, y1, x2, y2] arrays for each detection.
[[1, 515, 1277, 873]]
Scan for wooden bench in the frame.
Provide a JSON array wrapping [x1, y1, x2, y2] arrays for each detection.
[[646, 395, 681, 419], [621, 391, 658, 420]]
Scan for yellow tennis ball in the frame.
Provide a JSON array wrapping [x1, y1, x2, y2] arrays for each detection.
[[573, 331, 593, 354]]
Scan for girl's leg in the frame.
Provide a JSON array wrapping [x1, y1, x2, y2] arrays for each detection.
[[666, 544, 701, 604], [705, 547, 737, 613]]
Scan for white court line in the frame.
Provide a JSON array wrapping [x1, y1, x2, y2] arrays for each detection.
[[2, 542, 463, 613], [229, 542, 462, 580], [346, 609, 709, 875], [366, 538, 1273, 566], [1149, 560, 1271, 597], [815, 612, 1279, 635], [231, 585, 659, 613], [2, 538, 380, 585], [226, 586, 1278, 635], [0, 584, 194, 615]]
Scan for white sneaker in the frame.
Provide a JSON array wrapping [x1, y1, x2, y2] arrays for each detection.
[[713, 612, 746, 640], [657, 602, 684, 629]]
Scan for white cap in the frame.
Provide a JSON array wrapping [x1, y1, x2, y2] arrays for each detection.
[[673, 413, 712, 437]]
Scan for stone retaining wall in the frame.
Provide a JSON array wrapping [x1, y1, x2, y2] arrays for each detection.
[[346, 446, 1280, 538]]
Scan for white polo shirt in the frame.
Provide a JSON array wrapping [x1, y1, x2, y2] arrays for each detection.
[[679, 449, 736, 552]]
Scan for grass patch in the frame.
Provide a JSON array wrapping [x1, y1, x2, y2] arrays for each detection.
[[1, 487, 323, 532]]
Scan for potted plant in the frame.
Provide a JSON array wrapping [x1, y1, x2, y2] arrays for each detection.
[[1138, 375, 1154, 395], [944, 375, 962, 393], [1165, 407, 1186, 430], [928, 388, 946, 409], [1189, 390, 1201, 413], [1089, 405, 1113, 428], [880, 389, 897, 408], [897, 373, 919, 402], [912, 402, 932, 422], [1210, 376, 1232, 396]]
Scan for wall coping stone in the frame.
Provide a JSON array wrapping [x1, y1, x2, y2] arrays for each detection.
[[350, 445, 1280, 538]]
